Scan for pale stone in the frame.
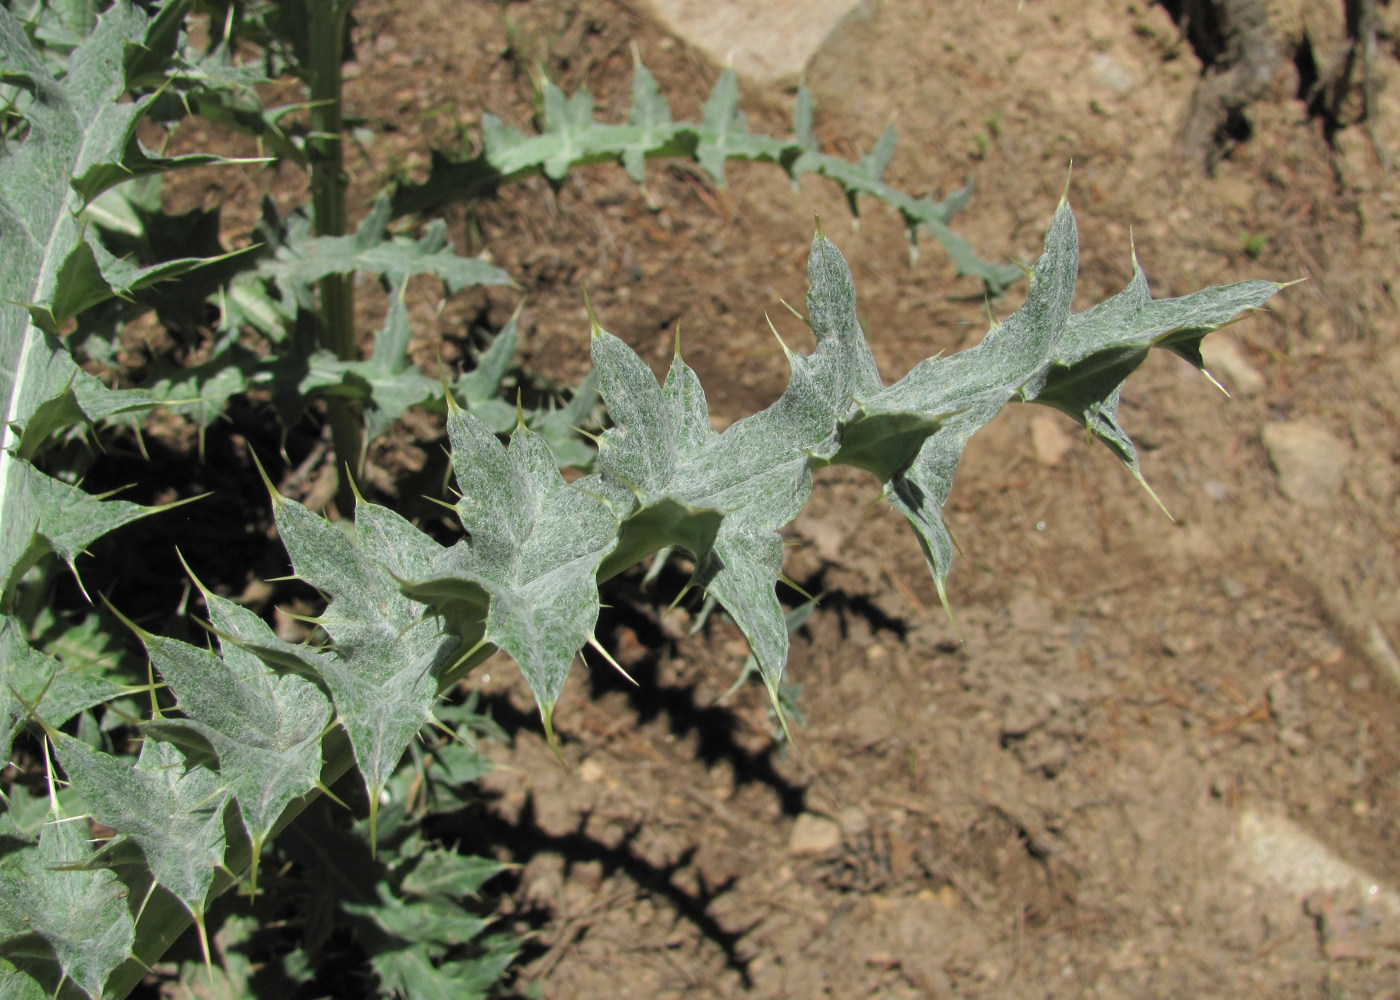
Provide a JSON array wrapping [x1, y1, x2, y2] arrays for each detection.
[[789, 812, 842, 856], [1089, 52, 1134, 93], [844, 701, 897, 749], [638, 0, 865, 84], [837, 805, 869, 839], [794, 513, 846, 563], [1201, 336, 1265, 397], [1260, 420, 1351, 508], [1235, 809, 1400, 917], [1029, 412, 1074, 467]]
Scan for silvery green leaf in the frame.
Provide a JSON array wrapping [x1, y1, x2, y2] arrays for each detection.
[[421, 409, 622, 732], [578, 227, 939, 699], [260, 192, 511, 295], [0, 457, 162, 605], [456, 311, 519, 405], [452, 199, 1278, 716], [137, 591, 330, 869], [0, 0, 211, 470], [874, 199, 1090, 591], [0, 617, 123, 764], [1038, 253, 1279, 478], [303, 282, 442, 445], [620, 62, 681, 182], [0, 807, 134, 999], [400, 850, 511, 899], [134, 343, 267, 430], [874, 199, 1279, 596], [270, 491, 459, 819], [694, 67, 788, 185], [0, 8, 232, 863], [53, 738, 226, 922], [0, 958, 47, 1000], [540, 82, 597, 180], [391, 62, 1016, 292]]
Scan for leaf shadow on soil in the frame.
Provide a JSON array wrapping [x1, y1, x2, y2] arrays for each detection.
[[429, 568, 932, 988], [438, 792, 757, 988], [586, 567, 912, 785]]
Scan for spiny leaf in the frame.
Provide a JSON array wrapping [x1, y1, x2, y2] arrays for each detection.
[[424, 406, 624, 729], [1038, 249, 1279, 476], [166, 207, 540, 461], [259, 192, 512, 294], [277, 798, 518, 998], [694, 66, 788, 184], [131, 342, 267, 431], [786, 112, 1012, 287], [268, 487, 461, 842], [137, 589, 331, 885], [575, 226, 952, 696], [390, 64, 1018, 293], [397, 401, 619, 714], [26, 229, 241, 336], [346, 889, 492, 947], [875, 198, 1279, 591], [369, 944, 517, 1000], [620, 62, 680, 183], [300, 279, 440, 445], [540, 82, 598, 180], [53, 737, 226, 924], [0, 617, 124, 764], [0, 958, 47, 1000], [0, 805, 135, 999], [518, 368, 602, 469], [456, 307, 520, 405], [0, 456, 169, 607], [404, 198, 1278, 729], [400, 850, 512, 899], [0, 0, 235, 473], [0, 25, 238, 951]]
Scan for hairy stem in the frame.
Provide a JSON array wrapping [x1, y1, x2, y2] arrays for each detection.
[[307, 0, 362, 508]]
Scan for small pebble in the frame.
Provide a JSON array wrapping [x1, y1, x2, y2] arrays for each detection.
[[1279, 728, 1310, 752], [789, 813, 842, 856], [1030, 413, 1074, 467], [1261, 420, 1351, 508], [1201, 337, 1265, 396], [838, 806, 870, 839]]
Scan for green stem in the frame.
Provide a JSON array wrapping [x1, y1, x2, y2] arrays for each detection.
[[103, 9, 366, 988], [307, 0, 361, 509]]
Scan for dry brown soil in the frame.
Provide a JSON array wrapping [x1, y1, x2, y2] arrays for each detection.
[[163, 0, 1400, 996]]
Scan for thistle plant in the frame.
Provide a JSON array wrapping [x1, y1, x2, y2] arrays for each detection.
[[379, 195, 1282, 742], [0, 2, 1286, 998], [94, 0, 1020, 504]]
